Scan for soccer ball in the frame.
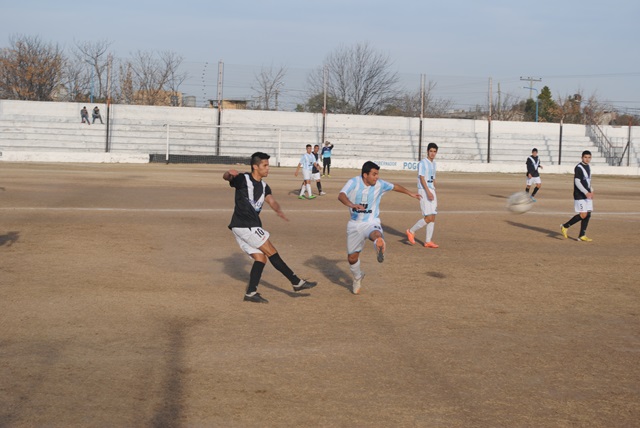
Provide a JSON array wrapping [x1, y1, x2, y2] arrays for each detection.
[[506, 191, 533, 214]]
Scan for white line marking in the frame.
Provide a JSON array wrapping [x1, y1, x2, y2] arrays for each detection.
[[1, 207, 639, 216]]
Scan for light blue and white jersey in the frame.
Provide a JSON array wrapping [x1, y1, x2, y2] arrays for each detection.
[[299, 153, 316, 171], [340, 176, 395, 222], [417, 158, 436, 190]]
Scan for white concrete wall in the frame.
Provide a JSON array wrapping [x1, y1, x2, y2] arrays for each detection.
[[1, 99, 638, 175]]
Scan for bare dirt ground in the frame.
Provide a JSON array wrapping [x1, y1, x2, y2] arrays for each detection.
[[1, 162, 639, 427]]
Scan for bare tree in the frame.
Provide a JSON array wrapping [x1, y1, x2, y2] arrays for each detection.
[[382, 80, 453, 117], [307, 42, 400, 115], [115, 61, 135, 105], [582, 93, 611, 126], [251, 65, 287, 110], [73, 39, 112, 100], [492, 92, 523, 121], [119, 50, 186, 105], [0, 34, 64, 101], [60, 56, 91, 101], [161, 51, 188, 106]]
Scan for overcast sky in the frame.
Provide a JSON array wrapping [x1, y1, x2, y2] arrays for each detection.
[[2, 0, 639, 112]]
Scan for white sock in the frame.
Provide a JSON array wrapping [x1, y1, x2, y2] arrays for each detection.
[[349, 260, 362, 279], [299, 186, 305, 196], [306, 184, 312, 197], [426, 222, 435, 242], [410, 219, 427, 233]]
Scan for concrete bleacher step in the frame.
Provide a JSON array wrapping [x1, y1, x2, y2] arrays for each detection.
[[1, 99, 632, 168]]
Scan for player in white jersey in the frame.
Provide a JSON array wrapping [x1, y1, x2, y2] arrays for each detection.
[[298, 144, 326, 196], [295, 144, 322, 199], [338, 161, 421, 294], [406, 143, 440, 248]]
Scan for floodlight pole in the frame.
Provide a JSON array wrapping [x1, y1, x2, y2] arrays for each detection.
[[523, 86, 539, 122], [321, 65, 327, 147], [216, 60, 224, 156], [418, 74, 425, 160]]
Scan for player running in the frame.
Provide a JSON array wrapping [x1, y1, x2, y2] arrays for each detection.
[[338, 161, 421, 294]]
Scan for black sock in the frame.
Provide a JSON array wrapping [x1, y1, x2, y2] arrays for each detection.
[[579, 213, 591, 237], [317, 182, 322, 193], [563, 214, 582, 228], [247, 261, 265, 295], [525, 188, 530, 193], [531, 187, 539, 196], [269, 253, 300, 285]]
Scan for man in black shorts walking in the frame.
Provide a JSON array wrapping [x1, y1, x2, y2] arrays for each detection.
[[561, 150, 594, 242], [224, 152, 318, 303]]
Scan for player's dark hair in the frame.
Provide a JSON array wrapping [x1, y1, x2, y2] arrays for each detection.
[[250, 152, 270, 168], [314, 144, 319, 148], [582, 150, 592, 157], [427, 142, 438, 151], [306, 144, 312, 148], [532, 148, 538, 152], [361, 161, 380, 177]]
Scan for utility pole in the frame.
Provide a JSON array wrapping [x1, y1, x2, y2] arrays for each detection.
[[520, 76, 542, 99]]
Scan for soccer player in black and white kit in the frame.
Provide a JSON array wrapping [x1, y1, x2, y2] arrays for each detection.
[[561, 150, 594, 242], [525, 148, 543, 201], [224, 152, 318, 303]]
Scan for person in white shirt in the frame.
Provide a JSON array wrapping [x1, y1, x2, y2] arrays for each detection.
[[338, 161, 420, 294], [294, 144, 322, 199], [406, 143, 440, 248]]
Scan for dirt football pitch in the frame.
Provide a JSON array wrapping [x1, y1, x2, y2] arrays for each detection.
[[1, 162, 639, 427]]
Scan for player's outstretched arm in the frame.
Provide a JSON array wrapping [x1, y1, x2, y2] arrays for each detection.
[[223, 169, 239, 182], [265, 194, 289, 221], [392, 183, 421, 200]]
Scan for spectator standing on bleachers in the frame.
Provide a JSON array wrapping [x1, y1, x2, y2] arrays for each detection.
[[80, 107, 90, 125], [92, 106, 104, 124]]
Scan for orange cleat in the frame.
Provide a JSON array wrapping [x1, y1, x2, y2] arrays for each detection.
[[406, 229, 415, 245], [424, 241, 439, 248]]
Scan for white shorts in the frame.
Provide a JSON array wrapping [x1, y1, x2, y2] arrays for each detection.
[[574, 199, 593, 213], [232, 227, 270, 255], [527, 177, 542, 186], [311, 172, 321, 181], [346, 219, 382, 255], [419, 188, 437, 216], [302, 169, 312, 180]]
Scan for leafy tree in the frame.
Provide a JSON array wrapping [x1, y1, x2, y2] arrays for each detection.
[[611, 113, 640, 126], [295, 92, 348, 113], [523, 98, 537, 122], [537, 86, 559, 122], [0, 35, 64, 101]]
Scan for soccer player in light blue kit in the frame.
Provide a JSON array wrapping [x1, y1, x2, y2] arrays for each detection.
[[406, 142, 439, 248], [338, 161, 421, 294], [294, 144, 322, 199]]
